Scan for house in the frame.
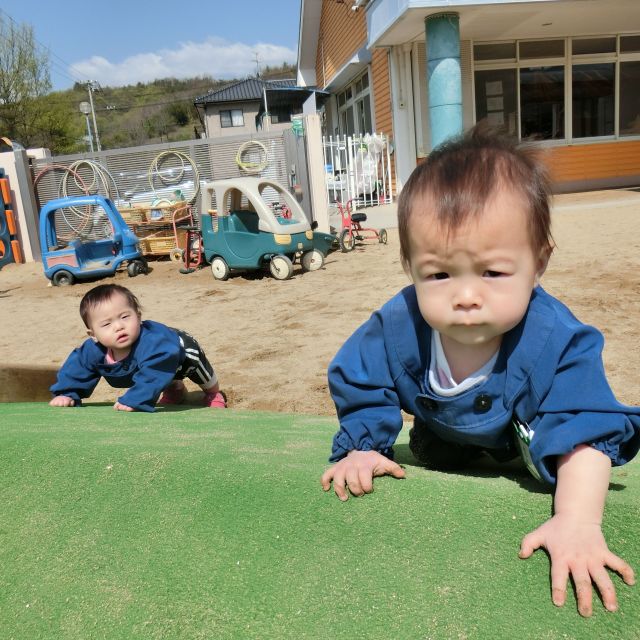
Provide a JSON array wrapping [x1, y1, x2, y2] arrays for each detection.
[[194, 78, 328, 139], [297, 0, 640, 192]]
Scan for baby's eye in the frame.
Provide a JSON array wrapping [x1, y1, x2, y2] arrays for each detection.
[[427, 272, 449, 281], [101, 322, 110, 328], [483, 270, 504, 278]]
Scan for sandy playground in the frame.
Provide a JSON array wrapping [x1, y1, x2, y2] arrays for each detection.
[[1, 189, 639, 415]]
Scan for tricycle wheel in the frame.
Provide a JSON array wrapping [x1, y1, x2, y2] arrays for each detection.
[[378, 228, 388, 244], [269, 254, 293, 280], [301, 249, 324, 272], [169, 247, 184, 263], [211, 257, 230, 281], [339, 228, 355, 252], [127, 259, 148, 277], [52, 269, 74, 286]]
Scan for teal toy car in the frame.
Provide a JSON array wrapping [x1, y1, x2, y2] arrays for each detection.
[[199, 178, 334, 280]]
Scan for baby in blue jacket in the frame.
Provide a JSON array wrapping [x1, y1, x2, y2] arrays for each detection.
[[322, 125, 639, 617], [50, 283, 226, 412]]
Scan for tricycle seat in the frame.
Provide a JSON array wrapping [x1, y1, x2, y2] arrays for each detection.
[[351, 212, 367, 223]]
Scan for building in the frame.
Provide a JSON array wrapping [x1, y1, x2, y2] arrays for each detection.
[[194, 78, 327, 139], [297, 0, 640, 192]]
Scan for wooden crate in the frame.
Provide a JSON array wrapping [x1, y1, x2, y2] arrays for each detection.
[[134, 224, 189, 257], [138, 235, 178, 255]]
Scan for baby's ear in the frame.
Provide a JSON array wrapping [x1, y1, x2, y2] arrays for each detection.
[[535, 247, 552, 281], [87, 329, 98, 342]]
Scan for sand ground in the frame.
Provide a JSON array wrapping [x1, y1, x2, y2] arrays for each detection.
[[1, 189, 639, 413]]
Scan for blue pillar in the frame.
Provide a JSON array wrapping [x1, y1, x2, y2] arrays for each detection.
[[426, 13, 463, 149]]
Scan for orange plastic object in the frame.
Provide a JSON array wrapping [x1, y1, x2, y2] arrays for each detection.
[[0, 238, 5, 258], [5, 209, 16, 235], [0, 178, 11, 206], [10, 239, 22, 263]]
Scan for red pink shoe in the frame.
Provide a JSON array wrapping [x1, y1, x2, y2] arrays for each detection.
[[158, 380, 187, 405], [203, 390, 227, 408]]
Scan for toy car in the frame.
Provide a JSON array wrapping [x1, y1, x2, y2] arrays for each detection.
[[199, 177, 334, 280], [39, 195, 148, 286]]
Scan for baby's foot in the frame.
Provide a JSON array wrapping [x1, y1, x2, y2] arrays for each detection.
[[203, 390, 226, 408], [158, 380, 187, 405]]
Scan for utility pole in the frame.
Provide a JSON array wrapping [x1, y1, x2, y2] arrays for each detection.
[[87, 81, 102, 151], [79, 101, 94, 152]]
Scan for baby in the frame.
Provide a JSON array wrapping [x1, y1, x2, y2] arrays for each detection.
[[322, 125, 639, 616], [50, 283, 226, 412]]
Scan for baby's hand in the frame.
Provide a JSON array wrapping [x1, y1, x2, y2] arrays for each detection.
[[113, 401, 134, 412], [49, 395, 75, 407], [519, 514, 635, 617], [321, 449, 405, 501]]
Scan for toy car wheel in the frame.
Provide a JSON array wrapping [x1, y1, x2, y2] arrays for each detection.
[[269, 254, 293, 280], [169, 247, 184, 263], [127, 260, 148, 277], [339, 228, 355, 252], [211, 257, 230, 281], [52, 269, 74, 286], [301, 249, 324, 272], [378, 228, 388, 244]]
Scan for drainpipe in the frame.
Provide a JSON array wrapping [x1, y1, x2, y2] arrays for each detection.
[[425, 13, 462, 149]]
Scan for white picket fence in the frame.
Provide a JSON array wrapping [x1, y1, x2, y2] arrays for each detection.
[[322, 133, 394, 208]]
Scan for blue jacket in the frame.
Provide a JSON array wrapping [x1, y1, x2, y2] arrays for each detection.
[[50, 320, 183, 412], [328, 286, 640, 484]]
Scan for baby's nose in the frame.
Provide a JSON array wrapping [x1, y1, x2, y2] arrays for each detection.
[[453, 283, 481, 309]]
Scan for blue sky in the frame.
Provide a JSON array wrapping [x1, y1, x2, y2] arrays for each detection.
[[1, 0, 302, 91]]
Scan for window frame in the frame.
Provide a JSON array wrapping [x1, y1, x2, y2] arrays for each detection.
[[219, 108, 245, 129]]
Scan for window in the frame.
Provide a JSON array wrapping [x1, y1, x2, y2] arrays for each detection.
[[220, 109, 244, 128], [474, 69, 518, 134], [519, 40, 564, 59], [473, 42, 516, 61], [520, 66, 565, 140], [337, 70, 372, 137], [620, 61, 640, 135], [473, 34, 640, 141], [572, 63, 614, 138], [270, 108, 292, 124]]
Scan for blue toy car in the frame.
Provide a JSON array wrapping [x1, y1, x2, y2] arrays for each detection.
[[39, 195, 148, 286], [199, 178, 335, 280]]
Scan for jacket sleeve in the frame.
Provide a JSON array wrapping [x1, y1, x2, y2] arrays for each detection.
[[117, 335, 181, 412], [528, 324, 640, 484], [50, 343, 102, 404], [328, 311, 404, 462]]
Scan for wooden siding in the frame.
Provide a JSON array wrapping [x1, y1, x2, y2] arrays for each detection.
[[371, 48, 396, 194], [547, 140, 640, 183], [316, 1, 367, 89]]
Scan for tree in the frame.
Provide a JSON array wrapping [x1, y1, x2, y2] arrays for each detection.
[[0, 15, 52, 145]]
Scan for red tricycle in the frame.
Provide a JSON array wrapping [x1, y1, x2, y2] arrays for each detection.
[[336, 199, 388, 252]]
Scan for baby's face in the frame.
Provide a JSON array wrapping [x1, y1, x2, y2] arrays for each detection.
[[407, 185, 548, 356], [86, 292, 142, 357]]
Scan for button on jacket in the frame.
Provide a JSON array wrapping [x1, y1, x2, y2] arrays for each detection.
[[328, 286, 640, 484], [50, 320, 183, 412]]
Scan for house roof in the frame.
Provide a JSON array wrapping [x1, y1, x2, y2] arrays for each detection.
[[194, 78, 298, 105]]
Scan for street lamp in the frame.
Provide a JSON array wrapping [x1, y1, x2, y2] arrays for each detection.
[[79, 101, 94, 152]]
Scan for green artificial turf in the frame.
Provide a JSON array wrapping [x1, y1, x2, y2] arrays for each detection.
[[0, 403, 638, 639]]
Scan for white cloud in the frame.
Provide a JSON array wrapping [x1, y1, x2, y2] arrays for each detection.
[[71, 37, 296, 87]]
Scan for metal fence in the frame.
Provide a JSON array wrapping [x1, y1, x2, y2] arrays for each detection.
[[322, 133, 393, 208], [30, 132, 290, 242]]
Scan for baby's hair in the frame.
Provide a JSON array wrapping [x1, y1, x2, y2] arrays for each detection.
[[397, 122, 554, 267], [79, 284, 142, 328]]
